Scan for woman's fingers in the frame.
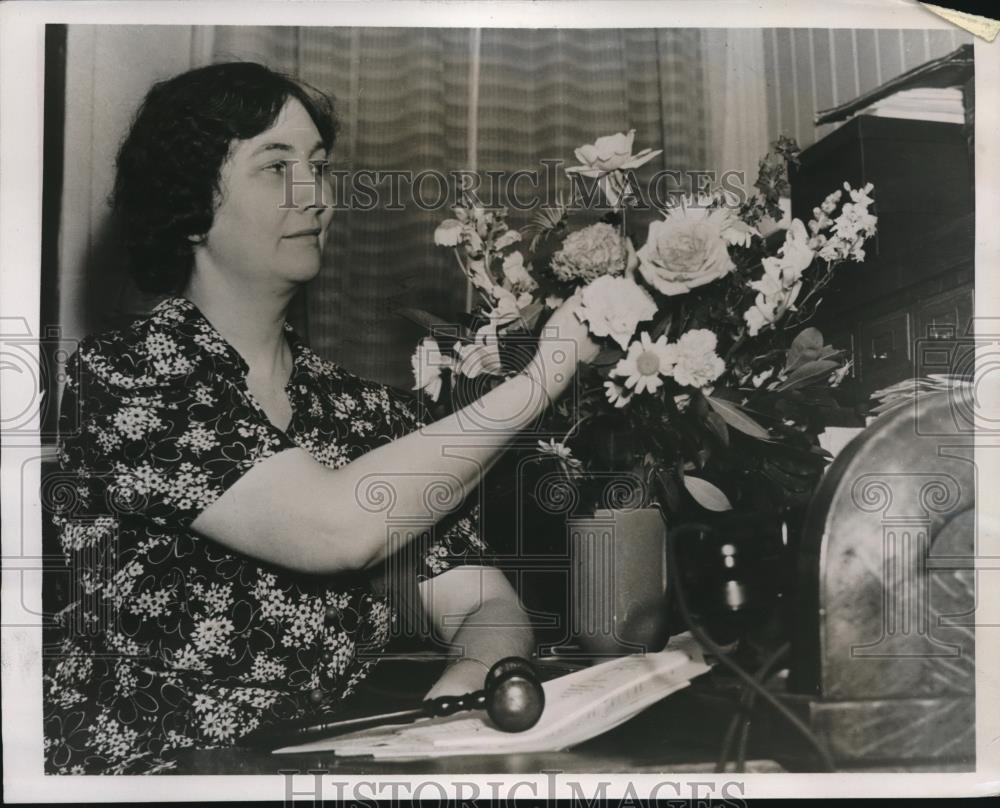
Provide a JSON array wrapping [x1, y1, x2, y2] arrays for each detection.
[[543, 293, 600, 365]]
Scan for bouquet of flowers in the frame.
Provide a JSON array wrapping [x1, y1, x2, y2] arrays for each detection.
[[406, 131, 877, 519]]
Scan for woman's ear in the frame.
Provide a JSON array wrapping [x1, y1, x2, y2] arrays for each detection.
[[187, 233, 205, 246]]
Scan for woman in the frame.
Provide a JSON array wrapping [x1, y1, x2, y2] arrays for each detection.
[[42, 62, 598, 774]]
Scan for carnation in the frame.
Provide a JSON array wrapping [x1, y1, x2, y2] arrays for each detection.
[[576, 275, 658, 350], [671, 329, 725, 388], [550, 223, 627, 283]]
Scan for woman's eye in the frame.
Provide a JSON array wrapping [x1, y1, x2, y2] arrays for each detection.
[[267, 162, 288, 174]]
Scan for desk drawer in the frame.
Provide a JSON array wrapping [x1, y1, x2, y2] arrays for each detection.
[[859, 310, 911, 390]]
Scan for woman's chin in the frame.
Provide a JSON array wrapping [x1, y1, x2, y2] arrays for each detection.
[[281, 260, 324, 284]]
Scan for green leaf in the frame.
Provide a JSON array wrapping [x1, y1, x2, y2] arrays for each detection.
[[518, 302, 545, 331], [650, 312, 673, 341], [785, 327, 825, 371], [704, 410, 730, 447], [760, 458, 819, 495], [683, 476, 733, 512], [773, 359, 841, 392], [591, 346, 625, 368], [791, 327, 824, 349], [655, 469, 684, 514], [706, 395, 772, 441], [396, 307, 455, 331]]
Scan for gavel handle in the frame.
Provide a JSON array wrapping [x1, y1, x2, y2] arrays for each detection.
[[242, 689, 489, 749]]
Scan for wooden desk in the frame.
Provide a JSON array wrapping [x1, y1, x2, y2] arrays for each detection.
[[170, 672, 786, 775], [169, 648, 975, 775]]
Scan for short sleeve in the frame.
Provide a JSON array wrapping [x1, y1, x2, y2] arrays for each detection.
[[58, 341, 296, 534], [416, 500, 493, 583]]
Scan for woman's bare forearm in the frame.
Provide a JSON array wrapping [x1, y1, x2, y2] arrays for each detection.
[[330, 350, 572, 569], [191, 327, 590, 574]]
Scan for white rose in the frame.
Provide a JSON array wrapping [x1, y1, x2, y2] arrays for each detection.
[[637, 203, 736, 296], [566, 129, 662, 176]]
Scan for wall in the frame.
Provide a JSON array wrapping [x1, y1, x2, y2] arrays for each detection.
[[57, 25, 212, 347], [763, 27, 973, 149], [55, 25, 975, 352]]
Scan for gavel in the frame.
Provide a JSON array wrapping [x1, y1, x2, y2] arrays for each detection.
[[241, 656, 545, 749]]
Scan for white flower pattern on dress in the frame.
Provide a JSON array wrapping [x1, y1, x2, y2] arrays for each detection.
[[43, 296, 490, 775]]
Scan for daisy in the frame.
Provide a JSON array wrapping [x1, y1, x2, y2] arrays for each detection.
[[603, 380, 634, 409], [612, 332, 678, 395], [536, 439, 584, 478]]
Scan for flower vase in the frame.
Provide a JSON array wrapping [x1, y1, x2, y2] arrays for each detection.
[[568, 507, 671, 656]]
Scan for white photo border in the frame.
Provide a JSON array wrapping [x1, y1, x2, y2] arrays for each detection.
[[2, 0, 998, 801]]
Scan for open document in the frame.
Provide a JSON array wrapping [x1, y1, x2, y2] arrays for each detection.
[[274, 634, 710, 758]]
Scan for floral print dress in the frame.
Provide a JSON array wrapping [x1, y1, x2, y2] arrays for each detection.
[[43, 296, 489, 774]]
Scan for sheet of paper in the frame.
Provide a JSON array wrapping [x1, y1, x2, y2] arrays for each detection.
[[274, 634, 709, 757]]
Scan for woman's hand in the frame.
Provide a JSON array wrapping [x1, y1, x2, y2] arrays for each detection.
[[423, 658, 489, 701], [541, 291, 601, 366], [521, 291, 601, 408], [418, 567, 535, 702]]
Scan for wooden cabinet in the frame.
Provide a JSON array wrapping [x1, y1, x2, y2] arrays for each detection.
[[914, 286, 974, 344], [790, 115, 975, 404], [859, 309, 912, 392]]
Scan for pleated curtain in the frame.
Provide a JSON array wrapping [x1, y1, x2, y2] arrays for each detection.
[[211, 27, 710, 389]]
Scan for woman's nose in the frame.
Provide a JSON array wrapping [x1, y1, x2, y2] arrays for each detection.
[[287, 160, 330, 212]]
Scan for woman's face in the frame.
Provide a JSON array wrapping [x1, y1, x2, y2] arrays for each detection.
[[195, 97, 335, 291]]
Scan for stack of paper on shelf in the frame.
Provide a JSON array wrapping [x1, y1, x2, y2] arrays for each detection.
[[859, 87, 964, 124], [814, 43, 972, 127]]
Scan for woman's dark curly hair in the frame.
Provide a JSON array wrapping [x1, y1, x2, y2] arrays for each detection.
[[112, 62, 338, 294]]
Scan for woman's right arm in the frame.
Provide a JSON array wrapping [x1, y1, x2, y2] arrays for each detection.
[[190, 296, 600, 575]]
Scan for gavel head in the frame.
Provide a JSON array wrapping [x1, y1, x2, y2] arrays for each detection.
[[483, 657, 545, 732]]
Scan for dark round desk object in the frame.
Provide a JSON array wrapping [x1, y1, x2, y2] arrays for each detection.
[[239, 656, 545, 749], [484, 657, 545, 732]]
